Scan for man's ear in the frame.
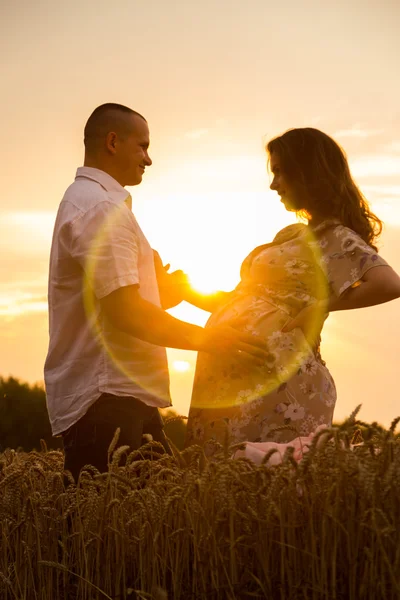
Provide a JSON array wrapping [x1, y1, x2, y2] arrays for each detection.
[[105, 131, 118, 154]]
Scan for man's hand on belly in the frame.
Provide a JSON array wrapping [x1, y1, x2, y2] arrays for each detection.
[[199, 325, 268, 366]]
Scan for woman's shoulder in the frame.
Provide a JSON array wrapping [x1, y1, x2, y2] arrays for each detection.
[[272, 222, 307, 244], [239, 224, 307, 277], [312, 221, 374, 252]]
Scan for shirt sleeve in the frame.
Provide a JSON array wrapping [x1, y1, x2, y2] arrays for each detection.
[[318, 225, 389, 298], [68, 201, 140, 299]]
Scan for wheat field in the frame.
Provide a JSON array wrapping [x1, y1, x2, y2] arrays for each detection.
[[0, 408, 399, 600]]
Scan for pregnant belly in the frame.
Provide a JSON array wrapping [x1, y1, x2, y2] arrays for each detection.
[[203, 294, 316, 387], [206, 294, 291, 334], [191, 294, 320, 411]]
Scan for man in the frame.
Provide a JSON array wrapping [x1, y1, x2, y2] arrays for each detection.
[[44, 103, 268, 482]]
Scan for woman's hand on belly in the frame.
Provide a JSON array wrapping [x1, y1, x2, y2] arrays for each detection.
[[282, 301, 328, 346]]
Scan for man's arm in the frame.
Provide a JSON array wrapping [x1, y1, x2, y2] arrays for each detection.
[[100, 285, 268, 363]]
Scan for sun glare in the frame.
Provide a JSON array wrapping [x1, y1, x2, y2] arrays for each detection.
[[188, 275, 219, 295], [172, 360, 191, 373]]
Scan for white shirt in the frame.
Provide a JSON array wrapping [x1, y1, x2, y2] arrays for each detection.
[[44, 167, 171, 436]]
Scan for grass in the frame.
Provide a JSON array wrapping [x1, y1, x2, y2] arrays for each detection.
[[0, 407, 399, 599]]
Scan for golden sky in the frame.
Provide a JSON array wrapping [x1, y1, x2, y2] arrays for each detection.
[[1, 0, 400, 425]]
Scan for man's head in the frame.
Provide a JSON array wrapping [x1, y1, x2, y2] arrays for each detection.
[[84, 103, 152, 187]]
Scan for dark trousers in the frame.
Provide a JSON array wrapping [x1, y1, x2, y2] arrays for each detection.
[[62, 393, 171, 482]]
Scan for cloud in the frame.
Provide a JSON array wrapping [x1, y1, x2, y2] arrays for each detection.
[[0, 211, 55, 257], [383, 140, 400, 153], [185, 128, 209, 139], [0, 292, 48, 317], [361, 184, 400, 227], [334, 125, 384, 139], [363, 184, 400, 196], [350, 155, 400, 178]]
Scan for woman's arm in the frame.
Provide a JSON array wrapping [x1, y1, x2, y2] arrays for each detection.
[[283, 265, 400, 337], [182, 288, 233, 313], [153, 250, 234, 312], [328, 266, 400, 311]]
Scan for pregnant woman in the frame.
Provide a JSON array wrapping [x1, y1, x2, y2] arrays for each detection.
[[183, 127, 400, 455]]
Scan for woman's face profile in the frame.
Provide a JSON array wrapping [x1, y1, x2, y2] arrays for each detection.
[[269, 152, 303, 213]]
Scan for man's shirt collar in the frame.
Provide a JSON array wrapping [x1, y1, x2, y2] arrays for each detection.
[[75, 167, 131, 207]]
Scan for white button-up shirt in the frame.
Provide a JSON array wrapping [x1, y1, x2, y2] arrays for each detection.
[[45, 167, 171, 436]]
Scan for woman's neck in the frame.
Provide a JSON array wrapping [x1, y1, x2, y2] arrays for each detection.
[[307, 214, 325, 227]]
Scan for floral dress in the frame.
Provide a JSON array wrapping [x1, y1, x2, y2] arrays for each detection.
[[184, 220, 388, 454]]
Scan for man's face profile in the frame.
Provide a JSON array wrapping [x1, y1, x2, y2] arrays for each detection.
[[115, 114, 152, 187]]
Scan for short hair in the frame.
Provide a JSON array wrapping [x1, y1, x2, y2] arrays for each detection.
[[84, 103, 146, 152]]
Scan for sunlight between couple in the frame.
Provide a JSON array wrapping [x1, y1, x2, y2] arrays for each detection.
[[44, 103, 400, 481]]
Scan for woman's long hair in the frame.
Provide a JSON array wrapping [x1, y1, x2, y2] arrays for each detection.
[[266, 128, 383, 250]]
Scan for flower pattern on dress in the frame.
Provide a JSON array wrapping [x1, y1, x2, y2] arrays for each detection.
[[301, 357, 319, 376], [299, 382, 317, 398], [236, 389, 254, 404], [284, 403, 305, 421], [340, 234, 359, 252], [276, 364, 289, 379], [185, 221, 388, 452], [350, 267, 359, 280], [285, 259, 308, 275], [299, 415, 318, 436], [228, 417, 246, 440], [268, 330, 282, 343], [190, 419, 205, 441]]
